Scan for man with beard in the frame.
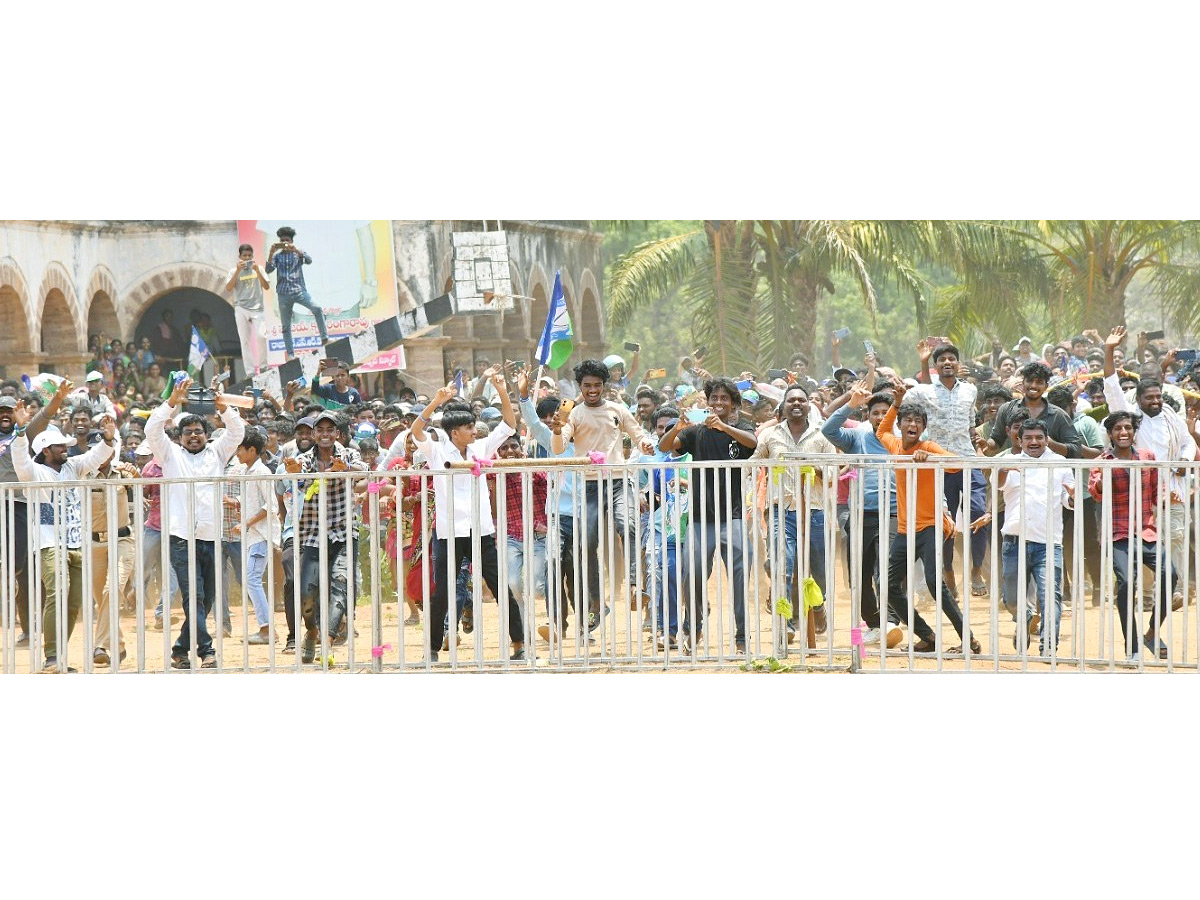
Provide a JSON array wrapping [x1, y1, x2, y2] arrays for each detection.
[[276, 417, 314, 653], [996, 420, 1076, 656], [750, 384, 836, 642], [145, 377, 246, 669], [282, 411, 366, 664], [986, 361, 1089, 460], [11, 400, 118, 672], [1089, 411, 1179, 660], [65, 405, 93, 457], [659, 377, 758, 655], [1103, 327, 1195, 611], [0, 380, 72, 648]]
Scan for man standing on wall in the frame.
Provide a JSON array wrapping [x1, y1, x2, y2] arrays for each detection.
[[266, 225, 328, 359], [226, 243, 270, 375]]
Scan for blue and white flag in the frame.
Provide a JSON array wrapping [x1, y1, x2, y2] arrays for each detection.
[[188, 326, 211, 376], [453, 368, 465, 397], [535, 271, 574, 370]]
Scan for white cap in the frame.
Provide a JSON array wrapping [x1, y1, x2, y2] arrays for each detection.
[[134, 441, 154, 456], [85, 371, 104, 382], [31, 428, 73, 455]]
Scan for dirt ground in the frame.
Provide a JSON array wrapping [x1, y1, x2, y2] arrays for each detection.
[[3, 559, 1196, 674]]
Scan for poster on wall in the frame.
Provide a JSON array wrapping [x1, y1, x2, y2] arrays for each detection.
[[236, 220, 399, 367]]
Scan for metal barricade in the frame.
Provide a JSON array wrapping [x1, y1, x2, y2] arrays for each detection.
[[0, 455, 1196, 673]]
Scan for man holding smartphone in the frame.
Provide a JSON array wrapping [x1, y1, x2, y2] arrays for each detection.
[[225, 243, 270, 375], [266, 225, 329, 359], [313, 360, 362, 406]]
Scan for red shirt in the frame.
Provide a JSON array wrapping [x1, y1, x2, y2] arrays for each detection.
[[487, 469, 548, 542], [1088, 448, 1159, 542]]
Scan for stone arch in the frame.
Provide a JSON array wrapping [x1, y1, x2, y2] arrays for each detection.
[[87, 291, 122, 347], [121, 262, 231, 337], [0, 257, 36, 361], [37, 262, 85, 354], [578, 268, 602, 345]]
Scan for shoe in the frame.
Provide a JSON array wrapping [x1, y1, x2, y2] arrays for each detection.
[[403, 614, 421, 626], [301, 630, 317, 664], [813, 606, 828, 635], [283, 639, 296, 654], [428, 650, 439, 663], [150, 617, 162, 632], [1028, 612, 1041, 638], [1143, 634, 1169, 660], [861, 627, 882, 646], [1172, 592, 1184, 612], [222, 625, 233, 639], [911, 638, 936, 653], [170, 656, 190, 670], [16, 633, 29, 647], [587, 611, 601, 633], [94, 648, 111, 666], [511, 647, 527, 661], [886, 624, 904, 649], [1142, 596, 1156, 612], [201, 655, 217, 669], [656, 633, 679, 651], [734, 641, 746, 656], [462, 607, 474, 635], [536, 624, 554, 643], [248, 631, 271, 645], [331, 631, 347, 647]]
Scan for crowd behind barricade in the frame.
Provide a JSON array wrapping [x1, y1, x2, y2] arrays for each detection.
[[1, 321, 1199, 672]]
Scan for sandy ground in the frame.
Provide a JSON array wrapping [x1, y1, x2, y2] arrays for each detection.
[[3, 558, 1197, 674]]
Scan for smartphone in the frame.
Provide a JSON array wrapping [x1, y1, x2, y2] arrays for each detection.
[[1145, 330, 1166, 342], [624, 341, 641, 353], [693, 346, 707, 359], [321, 357, 341, 373], [1175, 350, 1198, 361], [863, 340, 876, 357], [925, 335, 949, 347], [685, 408, 708, 424], [735, 379, 753, 391], [766, 368, 788, 380], [646, 368, 667, 378], [558, 398, 575, 416], [833, 326, 852, 340]]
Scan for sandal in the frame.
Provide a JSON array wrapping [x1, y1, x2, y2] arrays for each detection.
[[947, 639, 983, 655], [971, 578, 988, 597], [910, 638, 936, 653]]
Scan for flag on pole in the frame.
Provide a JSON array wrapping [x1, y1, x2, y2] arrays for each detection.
[[188, 326, 211, 377], [453, 368, 465, 397], [535, 271, 573, 370]]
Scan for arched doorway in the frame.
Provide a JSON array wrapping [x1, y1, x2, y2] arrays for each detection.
[[41, 289, 80, 374], [88, 292, 122, 347], [0, 285, 33, 379], [134, 288, 237, 375]]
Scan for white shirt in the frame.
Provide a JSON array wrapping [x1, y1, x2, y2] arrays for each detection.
[[11, 434, 116, 550], [906, 379, 978, 456], [145, 402, 246, 541], [1000, 450, 1075, 545], [1104, 373, 1196, 502], [414, 420, 515, 539], [240, 458, 276, 546]]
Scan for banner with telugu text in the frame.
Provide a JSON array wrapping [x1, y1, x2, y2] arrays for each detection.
[[236, 220, 399, 367]]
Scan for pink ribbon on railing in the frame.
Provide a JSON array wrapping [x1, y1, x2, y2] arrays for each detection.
[[367, 480, 382, 494], [850, 626, 865, 660], [370, 644, 393, 658], [470, 458, 495, 478], [588, 451, 607, 465]]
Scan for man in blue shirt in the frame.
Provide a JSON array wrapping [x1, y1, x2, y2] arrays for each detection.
[[821, 384, 903, 648], [312, 362, 362, 406], [265, 225, 329, 358]]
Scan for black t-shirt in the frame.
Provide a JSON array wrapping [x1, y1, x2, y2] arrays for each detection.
[[676, 418, 756, 522]]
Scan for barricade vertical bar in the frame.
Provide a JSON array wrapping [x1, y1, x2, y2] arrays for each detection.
[[1073, 464, 1085, 671], [187, 482, 198, 672], [160, 466, 172, 672], [345, 469, 357, 675], [961, 462, 972, 672], [81, 481, 94, 674], [106, 481, 119, 673], [240, 481, 250, 672], [1016, 467, 1028, 671], [317, 471, 329, 672], [905, 461, 916, 672], [445, 469, 458, 670], [988, 464, 1000, 672], [213, 474, 225, 672], [1045, 462, 1057, 672], [133, 483, 146, 674], [879, 461, 892, 673], [369, 482, 382, 674], [486, 472, 501, 671], [932, 465, 944, 672], [266, 473, 277, 675]]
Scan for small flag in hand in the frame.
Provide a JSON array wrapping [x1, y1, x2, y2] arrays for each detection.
[[535, 271, 573, 370], [188, 326, 211, 377]]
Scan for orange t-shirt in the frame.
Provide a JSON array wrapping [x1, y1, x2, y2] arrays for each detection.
[[875, 404, 959, 534]]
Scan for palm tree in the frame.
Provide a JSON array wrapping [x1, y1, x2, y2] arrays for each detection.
[[929, 220, 1200, 345], [605, 220, 936, 373]]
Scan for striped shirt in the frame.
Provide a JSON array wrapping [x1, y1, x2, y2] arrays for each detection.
[[295, 443, 367, 547], [265, 249, 312, 295]]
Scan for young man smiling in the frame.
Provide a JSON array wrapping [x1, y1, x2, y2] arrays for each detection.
[[659, 377, 757, 654], [876, 384, 981, 655], [551, 359, 654, 630], [986, 361, 1089, 460]]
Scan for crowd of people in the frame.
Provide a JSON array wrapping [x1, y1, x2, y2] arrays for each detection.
[[1, 317, 1199, 671]]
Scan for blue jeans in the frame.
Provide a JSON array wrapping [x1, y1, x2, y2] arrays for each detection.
[[1002, 538, 1063, 654], [444, 556, 473, 632], [682, 517, 747, 643], [146, 527, 180, 618], [506, 534, 547, 605], [1111, 538, 1178, 653], [583, 479, 636, 614], [169, 537, 216, 660], [298, 541, 349, 639], [943, 469, 989, 571], [644, 529, 679, 637], [224, 540, 271, 628], [770, 508, 825, 630], [279, 290, 329, 357]]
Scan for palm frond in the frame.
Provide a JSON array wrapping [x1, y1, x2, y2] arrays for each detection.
[[606, 230, 703, 328]]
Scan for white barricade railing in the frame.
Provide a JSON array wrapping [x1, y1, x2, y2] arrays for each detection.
[[0, 455, 1196, 673]]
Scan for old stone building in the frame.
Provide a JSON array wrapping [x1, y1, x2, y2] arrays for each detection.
[[0, 220, 604, 390]]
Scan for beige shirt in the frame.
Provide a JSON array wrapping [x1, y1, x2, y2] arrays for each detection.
[[559, 401, 649, 467], [751, 419, 836, 510]]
